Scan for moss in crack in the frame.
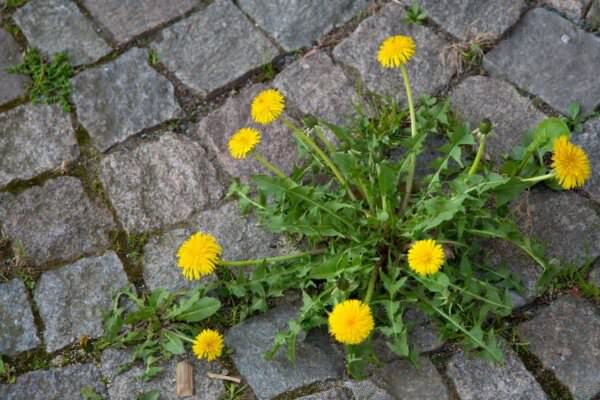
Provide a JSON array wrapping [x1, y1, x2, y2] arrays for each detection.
[[109, 230, 149, 289]]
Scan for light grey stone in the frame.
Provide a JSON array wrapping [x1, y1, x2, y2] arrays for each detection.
[[517, 295, 600, 400], [34, 251, 128, 352], [0, 363, 107, 400], [72, 47, 180, 152], [484, 8, 600, 115], [447, 344, 547, 400], [0, 28, 29, 105], [0, 103, 79, 188], [0, 177, 115, 266], [13, 0, 111, 65], [0, 279, 40, 355], [333, 3, 454, 101], [100, 132, 223, 233], [196, 83, 298, 183], [152, 0, 278, 94], [237, 0, 368, 51], [346, 379, 395, 400], [542, 0, 590, 20], [571, 118, 600, 203], [449, 76, 546, 164], [81, 0, 198, 44], [296, 387, 354, 400], [225, 304, 344, 400], [100, 349, 225, 400], [589, 265, 600, 287], [274, 51, 360, 126]]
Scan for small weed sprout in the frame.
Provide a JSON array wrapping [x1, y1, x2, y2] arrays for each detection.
[[403, 1, 427, 25]]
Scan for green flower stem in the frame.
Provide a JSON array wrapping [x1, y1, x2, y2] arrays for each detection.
[[520, 172, 555, 184], [314, 125, 336, 155], [468, 133, 486, 176], [400, 64, 417, 211], [253, 152, 288, 180], [515, 150, 535, 175], [169, 330, 194, 344], [364, 265, 379, 304], [218, 249, 326, 267]]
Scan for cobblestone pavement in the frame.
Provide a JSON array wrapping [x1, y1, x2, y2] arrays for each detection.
[[1, 0, 600, 399]]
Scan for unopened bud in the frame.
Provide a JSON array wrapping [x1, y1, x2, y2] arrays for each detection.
[[479, 118, 492, 135]]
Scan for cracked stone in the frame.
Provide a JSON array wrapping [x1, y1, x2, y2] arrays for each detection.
[[196, 83, 298, 183], [237, 0, 368, 51], [34, 251, 128, 352], [541, 0, 590, 20], [72, 47, 180, 152], [100, 132, 223, 233], [80, 0, 198, 44], [0, 279, 40, 355], [571, 118, 600, 203], [225, 304, 344, 400], [152, 0, 278, 94], [447, 342, 547, 400], [274, 51, 360, 126], [517, 295, 600, 400], [13, 0, 111, 66], [484, 8, 600, 114], [144, 201, 288, 292], [449, 76, 546, 164], [0, 103, 79, 188], [333, 3, 453, 101], [0, 363, 107, 400], [0, 28, 29, 105], [100, 349, 225, 400], [0, 177, 115, 266]]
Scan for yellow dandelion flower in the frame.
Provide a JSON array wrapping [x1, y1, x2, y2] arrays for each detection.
[[377, 35, 416, 68], [192, 329, 224, 361], [251, 89, 285, 125], [328, 299, 374, 345], [176, 232, 222, 280], [228, 127, 261, 159], [408, 239, 445, 276], [551, 135, 591, 190]]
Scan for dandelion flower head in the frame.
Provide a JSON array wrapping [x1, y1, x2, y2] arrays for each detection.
[[377, 35, 416, 68], [408, 239, 445, 276], [328, 299, 374, 345], [251, 89, 285, 125], [192, 329, 224, 361], [176, 232, 222, 280], [228, 127, 261, 159], [551, 135, 591, 189]]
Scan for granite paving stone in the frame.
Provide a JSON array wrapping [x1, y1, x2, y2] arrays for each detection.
[[0, 177, 115, 266], [196, 83, 298, 183], [72, 47, 180, 152], [589, 265, 600, 287], [237, 0, 368, 51], [345, 379, 395, 400], [101, 349, 225, 400], [0, 28, 29, 105], [225, 304, 344, 400], [274, 51, 360, 126], [449, 76, 546, 164], [542, 0, 590, 20], [296, 387, 353, 400], [333, 3, 454, 101], [587, 0, 600, 29], [100, 132, 223, 233], [13, 0, 111, 66], [484, 8, 600, 114], [447, 343, 547, 400], [518, 295, 600, 400], [152, 0, 278, 95], [571, 118, 600, 202], [0, 103, 79, 188], [80, 0, 198, 44], [0, 279, 40, 355], [34, 251, 128, 352], [0, 363, 108, 400]]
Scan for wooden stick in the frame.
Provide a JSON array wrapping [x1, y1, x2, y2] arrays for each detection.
[[176, 361, 194, 397], [206, 372, 241, 384]]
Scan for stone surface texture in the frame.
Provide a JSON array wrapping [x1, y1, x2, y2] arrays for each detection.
[[297, 387, 353, 400], [274, 51, 360, 125], [447, 344, 547, 400], [101, 349, 225, 400], [0, 177, 115, 266], [0, 29, 29, 105], [484, 8, 600, 114], [225, 304, 344, 400], [0, 103, 79, 188], [13, 0, 111, 65], [0, 364, 107, 400], [518, 295, 600, 400], [72, 47, 180, 152], [81, 0, 198, 44], [100, 132, 223, 232], [346, 379, 395, 400], [0, 279, 40, 355], [237, 0, 368, 51], [572, 118, 600, 202], [333, 3, 453, 101], [588, 0, 600, 29], [197, 83, 298, 183], [542, 0, 590, 20], [34, 251, 128, 352], [152, 0, 278, 94], [449, 76, 546, 164]]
